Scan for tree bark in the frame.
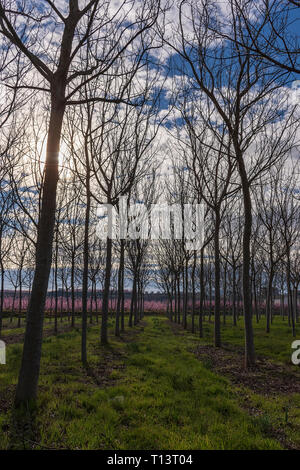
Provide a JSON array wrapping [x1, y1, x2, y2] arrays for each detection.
[[199, 247, 205, 338], [214, 211, 221, 348], [115, 240, 125, 336], [101, 238, 113, 345], [15, 98, 65, 406], [237, 157, 256, 367], [81, 174, 91, 364]]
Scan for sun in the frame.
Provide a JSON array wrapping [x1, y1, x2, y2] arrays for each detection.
[[39, 139, 65, 168]]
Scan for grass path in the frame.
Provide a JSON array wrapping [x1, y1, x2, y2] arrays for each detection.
[[0, 316, 299, 449]]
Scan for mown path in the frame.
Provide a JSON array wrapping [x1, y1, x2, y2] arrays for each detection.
[[0, 316, 299, 449]]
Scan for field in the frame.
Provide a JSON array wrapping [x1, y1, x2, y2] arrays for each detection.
[[0, 314, 299, 450]]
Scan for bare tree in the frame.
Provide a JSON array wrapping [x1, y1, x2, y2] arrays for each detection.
[[177, 101, 237, 346], [0, 0, 162, 405], [275, 163, 300, 336], [166, 0, 298, 366], [213, 0, 300, 75]]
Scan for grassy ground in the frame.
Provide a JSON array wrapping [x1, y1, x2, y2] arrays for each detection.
[[0, 315, 299, 450], [186, 314, 298, 363], [0, 316, 84, 337]]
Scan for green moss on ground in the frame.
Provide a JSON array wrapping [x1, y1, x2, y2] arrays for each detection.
[[0, 316, 299, 450]]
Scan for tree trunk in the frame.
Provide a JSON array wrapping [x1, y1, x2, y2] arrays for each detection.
[[0, 262, 4, 337], [101, 238, 113, 345], [18, 266, 23, 329], [214, 211, 221, 348], [237, 157, 255, 367], [223, 260, 227, 325], [286, 249, 295, 337], [174, 279, 178, 323], [199, 247, 204, 338], [71, 254, 75, 327], [191, 252, 196, 333], [129, 271, 137, 328], [81, 190, 90, 364], [15, 97, 65, 406], [11, 286, 17, 323], [0, 228, 3, 337], [177, 275, 181, 324], [54, 231, 58, 334], [266, 269, 274, 333], [134, 272, 139, 326], [115, 240, 125, 337], [183, 261, 188, 329]]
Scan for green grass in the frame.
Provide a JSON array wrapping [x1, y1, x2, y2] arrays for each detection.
[[0, 316, 85, 337], [0, 315, 299, 450], [186, 314, 298, 363]]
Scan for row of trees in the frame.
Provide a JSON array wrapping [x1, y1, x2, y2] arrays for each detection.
[[0, 0, 299, 407], [154, 162, 300, 337]]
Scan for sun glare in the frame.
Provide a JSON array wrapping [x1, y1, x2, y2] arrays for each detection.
[[39, 140, 65, 168]]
